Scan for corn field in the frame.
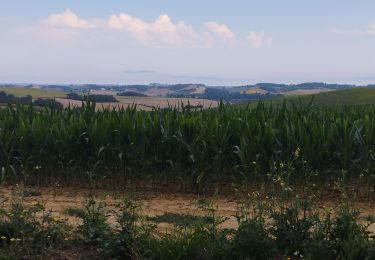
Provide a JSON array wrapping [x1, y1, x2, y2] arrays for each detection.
[[1, 101, 375, 186]]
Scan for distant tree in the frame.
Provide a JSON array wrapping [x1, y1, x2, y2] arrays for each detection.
[[89, 94, 118, 102], [67, 92, 83, 100], [67, 92, 118, 103], [0, 92, 31, 104], [33, 98, 63, 109], [117, 91, 147, 97]]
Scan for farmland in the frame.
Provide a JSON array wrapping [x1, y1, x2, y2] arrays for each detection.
[[246, 87, 375, 107], [0, 87, 66, 98], [0, 100, 375, 189], [2, 98, 375, 258], [56, 96, 218, 110]]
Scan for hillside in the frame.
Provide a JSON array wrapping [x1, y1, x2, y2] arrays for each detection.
[[0, 87, 66, 98], [246, 87, 375, 106]]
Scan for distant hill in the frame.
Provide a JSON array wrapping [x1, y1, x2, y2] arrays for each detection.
[[0, 87, 66, 98], [245, 87, 375, 107], [1, 82, 375, 104]]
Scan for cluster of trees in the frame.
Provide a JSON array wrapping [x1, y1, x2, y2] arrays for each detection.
[[33, 98, 63, 109], [117, 91, 147, 97], [0, 91, 32, 104], [168, 88, 280, 103], [0, 91, 63, 108], [67, 93, 118, 103]]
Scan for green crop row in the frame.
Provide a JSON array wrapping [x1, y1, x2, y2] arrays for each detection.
[[1, 101, 375, 186]]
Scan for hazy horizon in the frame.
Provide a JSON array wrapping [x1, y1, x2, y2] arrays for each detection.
[[1, 1, 374, 85]]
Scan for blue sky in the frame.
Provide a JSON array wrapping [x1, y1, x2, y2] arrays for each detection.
[[0, 0, 374, 85]]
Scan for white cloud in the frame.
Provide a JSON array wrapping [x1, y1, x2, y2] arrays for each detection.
[[22, 10, 271, 49], [108, 13, 199, 47], [366, 22, 375, 34], [248, 31, 264, 48], [43, 9, 95, 29], [266, 38, 273, 47], [204, 21, 235, 39], [331, 22, 375, 35]]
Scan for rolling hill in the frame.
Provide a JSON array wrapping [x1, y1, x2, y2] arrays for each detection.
[[0, 87, 66, 98], [245, 87, 375, 107]]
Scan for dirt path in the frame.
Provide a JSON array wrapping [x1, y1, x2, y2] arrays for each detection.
[[1, 186, 375, 233]]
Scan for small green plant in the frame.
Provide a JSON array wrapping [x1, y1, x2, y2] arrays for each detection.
[[100, 196, 153, 259], [77, 196, 111, 246], [269, 198, 318, 256], [147, 212, 213, 227], [0, 198, 71, 258], [231, 192, 277, 259]]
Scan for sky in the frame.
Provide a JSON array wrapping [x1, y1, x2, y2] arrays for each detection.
[[0, 0, 374, 86]]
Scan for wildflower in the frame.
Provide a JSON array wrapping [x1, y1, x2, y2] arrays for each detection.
[[10, 238, 15, 242], [1, 236, 6, 240], [15, 238, 21, 241], [294, 147, 300, 157]]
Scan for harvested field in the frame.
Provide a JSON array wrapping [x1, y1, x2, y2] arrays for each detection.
[[55, 97, 218, 110]]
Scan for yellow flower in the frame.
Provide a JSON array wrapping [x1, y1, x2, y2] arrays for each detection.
[[0, 236, 6, 240], [10, 238, 16, 242], [16, 238, 21, 241], [294, 147, 300, 157]]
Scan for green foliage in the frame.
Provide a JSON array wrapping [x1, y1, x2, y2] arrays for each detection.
[[0, 197, 71, 258], [1, 100, 375, 191], [2, 190, 375, 259], [147, 213, 213, 227], [77, 197, 111, 246], [231, 219, 277, 259], [245, 87, 375, 107]]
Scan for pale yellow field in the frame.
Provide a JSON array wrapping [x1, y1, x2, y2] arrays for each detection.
[[282, 88, 333, 97], [56, 97, 219, 110], [244, 87, 270, 95]]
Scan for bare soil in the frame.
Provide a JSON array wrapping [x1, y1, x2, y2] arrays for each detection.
[[1, 186, 375, 233]]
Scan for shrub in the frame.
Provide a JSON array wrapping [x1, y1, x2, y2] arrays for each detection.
[[0, 197, 71, 258]]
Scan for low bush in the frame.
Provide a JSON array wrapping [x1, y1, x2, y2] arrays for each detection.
[[2, 187, 375, 259], [0, 197, 71, 258]]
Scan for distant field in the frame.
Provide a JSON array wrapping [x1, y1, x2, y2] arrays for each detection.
[[56, 96, 219, 110], [245, 87, 375, 107], [0, 87, 66, 98], [282, 88, 333, 96]]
